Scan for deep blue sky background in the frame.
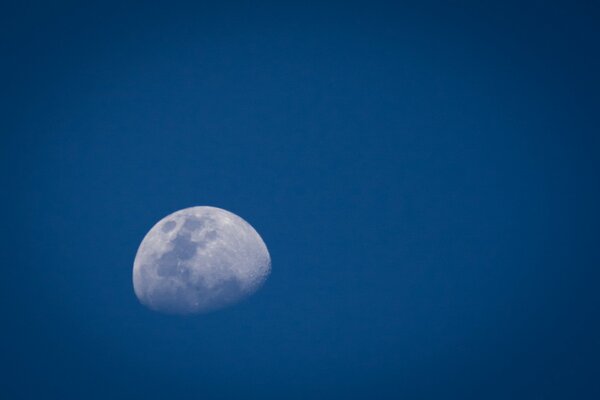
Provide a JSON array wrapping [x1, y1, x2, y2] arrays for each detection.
[[2, 1, 599, 399]]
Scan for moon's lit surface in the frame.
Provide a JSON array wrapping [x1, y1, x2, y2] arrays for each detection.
[[133, 206, 271, 314]]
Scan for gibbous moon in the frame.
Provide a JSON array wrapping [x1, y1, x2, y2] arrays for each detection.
[[133, 206, 271, 314]]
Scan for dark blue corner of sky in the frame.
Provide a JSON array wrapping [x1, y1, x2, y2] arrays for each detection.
[[1, 1, 599, 399]]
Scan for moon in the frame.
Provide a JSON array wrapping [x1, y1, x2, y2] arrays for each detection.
[[132, 206, 271, 315]]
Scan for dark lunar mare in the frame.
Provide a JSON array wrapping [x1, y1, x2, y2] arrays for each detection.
[[151, 214, 235, 311]]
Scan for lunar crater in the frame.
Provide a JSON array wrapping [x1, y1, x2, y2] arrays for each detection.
[[161, 220, 176, 232]]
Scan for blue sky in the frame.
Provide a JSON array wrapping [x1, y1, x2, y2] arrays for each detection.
[[2, 1, 599, 399]]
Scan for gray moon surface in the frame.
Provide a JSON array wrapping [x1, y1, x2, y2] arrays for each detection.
[[133, 206, 271, 314]]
